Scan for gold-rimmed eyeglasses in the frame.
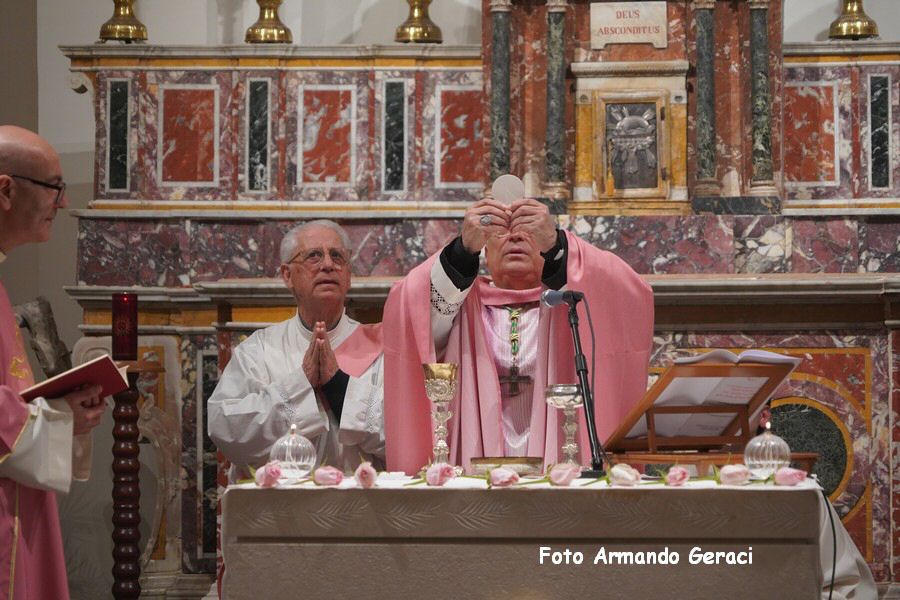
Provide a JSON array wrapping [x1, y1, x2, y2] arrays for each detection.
[[284, 247, 350, 270], [10, 174, 67, 207]]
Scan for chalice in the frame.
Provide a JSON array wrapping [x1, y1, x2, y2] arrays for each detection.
[[422, 363, 458, 465], [545, 384, 583, 465]]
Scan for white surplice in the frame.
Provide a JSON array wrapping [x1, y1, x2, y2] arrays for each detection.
[[208, 312, 384, 481]]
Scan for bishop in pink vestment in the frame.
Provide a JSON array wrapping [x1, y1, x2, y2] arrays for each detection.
[[383, 198, 654, 474]]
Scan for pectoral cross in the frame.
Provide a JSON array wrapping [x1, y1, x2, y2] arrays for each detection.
[[499, 365, 532, 397], [498, 307, 531, 396]]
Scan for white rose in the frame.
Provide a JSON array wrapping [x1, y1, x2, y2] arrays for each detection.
[[609, 463, 641, 486]]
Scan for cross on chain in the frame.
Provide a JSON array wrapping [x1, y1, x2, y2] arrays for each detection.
[[498, 306, 532, 396]]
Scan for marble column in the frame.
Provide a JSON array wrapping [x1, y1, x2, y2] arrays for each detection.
[[543, 0, 569, 200], [693, 0, 719, 197], [749, 0, 777, 196], [490, 0, 512, 180]]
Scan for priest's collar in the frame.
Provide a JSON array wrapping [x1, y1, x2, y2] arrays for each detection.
[[295, 311, 349, 340]]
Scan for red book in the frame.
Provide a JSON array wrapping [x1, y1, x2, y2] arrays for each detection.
[[20, 354, 129, 402]]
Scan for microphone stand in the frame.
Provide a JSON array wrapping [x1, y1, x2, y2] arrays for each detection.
[[565, 298, 608, 477]]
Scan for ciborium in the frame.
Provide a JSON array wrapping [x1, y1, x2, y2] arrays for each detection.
[[395, 0, 443, 44], [545, 384, 583, 465], [246, 0, 293, 44], [98, 0, 147, 43], [422, 363, 458, 464]]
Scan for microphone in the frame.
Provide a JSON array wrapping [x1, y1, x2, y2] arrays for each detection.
[[541, 289, 584, 307]]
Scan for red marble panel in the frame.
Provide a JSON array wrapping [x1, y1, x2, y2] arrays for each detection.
[[161, 88, 217, 183], [791, 219, 858, 273], [783, 84, 837, 184], [300, 88, 353, 184], [438, 89, 484, 184]]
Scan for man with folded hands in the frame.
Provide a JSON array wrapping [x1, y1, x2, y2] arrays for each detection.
[[208, 220, 384, 482]]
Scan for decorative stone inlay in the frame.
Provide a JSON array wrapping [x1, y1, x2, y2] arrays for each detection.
[[869, 75, 890, 190], [546, 0, 568, 13], [489, 0, 512, 12], [383, 80, 406, 192]]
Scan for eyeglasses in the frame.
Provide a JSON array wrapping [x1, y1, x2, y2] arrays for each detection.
[[285, 247, 350, 270], [10, 174, 66, 207]]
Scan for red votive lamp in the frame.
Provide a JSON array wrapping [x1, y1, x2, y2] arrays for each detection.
[[112, 292, 138, 361]]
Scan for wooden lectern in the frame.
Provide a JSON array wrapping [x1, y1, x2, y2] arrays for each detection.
[[605, 351, 816, 475]]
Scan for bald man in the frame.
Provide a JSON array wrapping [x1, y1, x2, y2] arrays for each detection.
[[0, 125, 106, 599]]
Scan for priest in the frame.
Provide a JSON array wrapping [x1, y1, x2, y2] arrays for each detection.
[[383, 197, 654, 473], [0, 125, 107, 599], [208, 220, 384, 481]]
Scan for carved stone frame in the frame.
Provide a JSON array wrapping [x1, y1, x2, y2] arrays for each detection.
[[593, 90, 670, 201]]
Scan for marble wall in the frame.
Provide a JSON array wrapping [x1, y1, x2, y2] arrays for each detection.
[[76, 214, 900, 286], [85, 56, 483, 204]]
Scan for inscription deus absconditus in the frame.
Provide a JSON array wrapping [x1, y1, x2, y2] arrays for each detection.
[[591, 2, 668, 49]]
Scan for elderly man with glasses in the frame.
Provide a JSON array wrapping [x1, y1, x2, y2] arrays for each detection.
[[208, 220, 384, 481], [0, 125, 106, 598]]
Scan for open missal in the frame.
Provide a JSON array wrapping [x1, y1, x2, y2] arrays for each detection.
[[20, 354, 129, 402], [606, 348, 801, 451]]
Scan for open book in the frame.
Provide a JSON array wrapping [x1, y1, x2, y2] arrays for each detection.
[[606, 349, 801, 451], [20, 354, 129, 402], [674, 348, 801, 366]]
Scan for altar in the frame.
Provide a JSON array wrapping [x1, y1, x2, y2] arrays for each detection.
[[220, 479, 824, 599]]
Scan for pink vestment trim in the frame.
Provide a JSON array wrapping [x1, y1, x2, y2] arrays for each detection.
[[334, 322, 383, 378], [383, 232, 654, 474], [0, 282, 69, 599]]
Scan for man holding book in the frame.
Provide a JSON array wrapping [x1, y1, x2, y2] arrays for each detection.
[[0, 125, 107, 599]]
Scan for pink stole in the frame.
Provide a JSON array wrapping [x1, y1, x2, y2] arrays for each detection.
[[0, 281, 69, 599], [334, 322, 383, 378]]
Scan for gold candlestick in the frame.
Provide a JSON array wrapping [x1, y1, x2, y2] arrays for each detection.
[[98, 0, 147, 43], [395, 0, 443, 44], [422, 363, 458, 464], [246, 0, 293, 44], [829, 0, 879, 40]]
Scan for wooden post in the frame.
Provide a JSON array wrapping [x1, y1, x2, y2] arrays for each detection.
[[112, 370, 141, 599]]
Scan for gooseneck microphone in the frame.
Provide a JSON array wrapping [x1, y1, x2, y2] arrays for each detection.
[[540, 289, 584, 307]]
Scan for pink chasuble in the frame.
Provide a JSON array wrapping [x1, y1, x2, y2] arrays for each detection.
[[383, 232, 655, 474], [0, 282, 69, 600]]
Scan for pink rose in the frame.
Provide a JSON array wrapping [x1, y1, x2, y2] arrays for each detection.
[[354, 462, 377, 489], [549, 463, 581, 487], [718, 464, 751, 486], [774, 467, 807, 486], [609, 463, 641, 486], [255, 460, 281, 488], [425, 462, 455, 486], [313, 465, 344, 486], [489, 467, 519, 487], [665, 466, 690, 487]]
